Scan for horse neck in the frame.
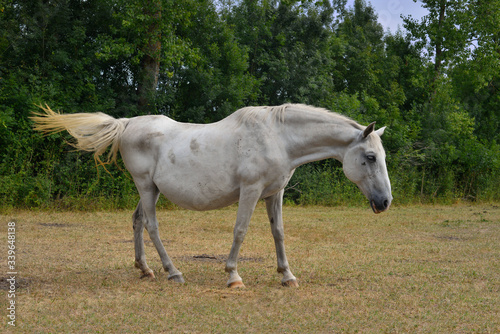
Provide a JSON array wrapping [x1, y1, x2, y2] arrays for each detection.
[[281, 108, 360, 169]]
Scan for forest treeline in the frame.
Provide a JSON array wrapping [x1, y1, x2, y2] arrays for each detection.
[[0, 0, 499, 209]]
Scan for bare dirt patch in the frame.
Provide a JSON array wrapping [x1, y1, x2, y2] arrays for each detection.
[[38, 222, 72, 228], [0, 277, 32, 290], [179, 254, 264, 263]]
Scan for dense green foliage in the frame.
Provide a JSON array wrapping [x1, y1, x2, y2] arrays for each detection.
[[1, 0, 499, 209]]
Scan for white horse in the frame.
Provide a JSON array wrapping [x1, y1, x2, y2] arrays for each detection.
[[32, 103, 392, 288]]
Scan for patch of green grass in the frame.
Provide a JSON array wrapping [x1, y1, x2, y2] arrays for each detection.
[[1, 204, 499, 332]]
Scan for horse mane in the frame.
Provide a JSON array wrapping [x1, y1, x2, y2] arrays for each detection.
[[235, 103, 364, 130]]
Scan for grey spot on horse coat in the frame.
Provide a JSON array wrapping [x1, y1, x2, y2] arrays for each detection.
[[138, 132, 164, 151], [168, 149, 176, 164], [147, 132, 164, 139], [190, 139, 200, 154]]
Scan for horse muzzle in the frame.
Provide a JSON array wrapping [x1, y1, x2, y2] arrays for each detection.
[[370, 197, 391, 214]]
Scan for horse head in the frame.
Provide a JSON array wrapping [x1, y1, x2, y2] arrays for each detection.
[[342, 122, 392, 213]]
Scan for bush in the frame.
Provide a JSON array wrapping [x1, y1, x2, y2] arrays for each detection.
[[285, 161, 366, 206]]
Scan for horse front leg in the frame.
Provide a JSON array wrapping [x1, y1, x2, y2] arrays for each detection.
[[265, 190, 298, 287], [225, 188, 261, 288]]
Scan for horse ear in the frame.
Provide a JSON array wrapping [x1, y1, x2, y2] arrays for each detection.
[[375, 126, 386, 137], [363, 122, 376, 138]]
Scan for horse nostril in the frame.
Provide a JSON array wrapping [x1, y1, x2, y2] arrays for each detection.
[[383, 200, 389, 209]]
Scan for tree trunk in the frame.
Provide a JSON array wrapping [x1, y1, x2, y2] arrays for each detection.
[[434, 1, 446, 76], [137, 1, 162, 113]]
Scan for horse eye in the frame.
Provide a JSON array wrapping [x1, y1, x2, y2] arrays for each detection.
[[366, 155, 376, 162]]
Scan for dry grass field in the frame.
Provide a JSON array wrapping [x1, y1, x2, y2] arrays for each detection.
[[1, 203, 499, 333]]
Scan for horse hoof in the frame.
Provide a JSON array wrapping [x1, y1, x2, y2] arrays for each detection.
[[168, 274, 185, 283], [140, 271, 155, 279], [228, 281, 245, 288], [282, 279, 299, 287]]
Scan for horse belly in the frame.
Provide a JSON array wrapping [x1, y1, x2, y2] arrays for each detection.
[[154, 154, 240, 211], [158, 178, 240, 211]]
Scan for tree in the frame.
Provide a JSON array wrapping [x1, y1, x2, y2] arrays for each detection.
[[403, 0, 500, 199], [94, 0, 194, 115], [335, 0, 384, 94], [449, 0, 500, 143], [0, 0, 121, 207], [228, 0, 336, 106], [152, 0, 257, 122], [403, 0, 471, 79]]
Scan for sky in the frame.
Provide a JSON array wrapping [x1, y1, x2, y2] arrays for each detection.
[[346, 0, 429, 33]]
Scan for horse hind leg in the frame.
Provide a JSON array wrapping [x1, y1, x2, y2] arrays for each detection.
[[132, 201, 155, 279], [137, 183, 185, 283]]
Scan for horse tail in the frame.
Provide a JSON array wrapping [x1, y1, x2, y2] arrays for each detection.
[[31, 104, 130, 165]]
